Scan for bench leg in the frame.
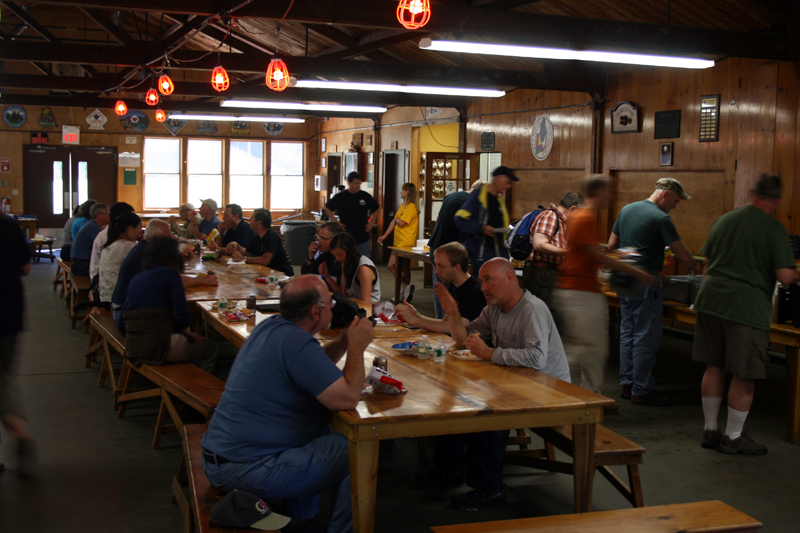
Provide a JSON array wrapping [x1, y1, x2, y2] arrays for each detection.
[[627, 464, 644, 507], [172, 451, 192, 533], [52, 266, 62, 291], [572, 423, 596, 513], [153, 390, 183, 449]]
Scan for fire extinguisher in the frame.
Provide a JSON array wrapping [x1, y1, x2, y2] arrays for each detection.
[[0, 196, 11, 216]]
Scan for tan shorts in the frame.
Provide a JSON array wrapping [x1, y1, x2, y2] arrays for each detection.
[[692, 313, 769, 380]]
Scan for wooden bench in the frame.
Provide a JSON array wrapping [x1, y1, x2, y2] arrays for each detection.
[[54, 258, 71, 297], [86, 314, 126, 395], [117, 360, 225, 449], [429, 500, 762, 532], [69, 273, 91, 329], [172, 424, 282, 533], [503, 425, 646, 507]]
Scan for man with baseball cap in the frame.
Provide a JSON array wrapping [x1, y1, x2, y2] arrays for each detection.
[[608, 177, 697, 406], [189, 198, 221, 241], [169, 202, 202, 238], [455, 166, 518, 272]]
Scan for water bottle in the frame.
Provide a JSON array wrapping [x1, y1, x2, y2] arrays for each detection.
[[433, 338, 446, 363], [417, 335, 432, 360]]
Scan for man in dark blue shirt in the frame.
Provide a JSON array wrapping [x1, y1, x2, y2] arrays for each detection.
[[229, 209, 294, 277], [71, 203, 109, 276], [189, 198, 221, 241], [323, 172, 381, 258], [212, 203, 254, 250]]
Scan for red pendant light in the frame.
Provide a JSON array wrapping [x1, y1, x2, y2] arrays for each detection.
[[158, 74, 175, 95], [397, 0, 431, 30], [114, 100, 128, 116], [211, 65, 230, 92], [155, 109, 167, 123], [145, 88, 159, 106], [266, 57, 289, 92]]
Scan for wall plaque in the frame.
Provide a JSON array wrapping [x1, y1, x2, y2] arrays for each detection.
[[654, 110, 681, 139], [481, 132, 495, 151], [699, 94, 720, 142], [530, 116, 553, 161], [611, 102, 639, 133]]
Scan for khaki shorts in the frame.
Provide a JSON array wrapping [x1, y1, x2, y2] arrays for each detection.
[[692, 313, 769, 380]]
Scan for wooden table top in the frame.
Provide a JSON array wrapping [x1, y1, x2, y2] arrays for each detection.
[[183, 253, 288, 302], [388, 246, 432, 262]]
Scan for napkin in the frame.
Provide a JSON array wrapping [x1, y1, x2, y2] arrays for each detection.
[[227, 259, 246, 265]]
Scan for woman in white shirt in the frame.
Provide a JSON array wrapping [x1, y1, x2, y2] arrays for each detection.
[[320, 232, 381, 305], [98, 212, 142, 305]]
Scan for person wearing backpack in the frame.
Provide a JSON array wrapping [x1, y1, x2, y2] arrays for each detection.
[[520, 191, 584, 315]]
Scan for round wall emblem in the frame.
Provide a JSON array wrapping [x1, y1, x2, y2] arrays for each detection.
[[530, 116, 553, 161]]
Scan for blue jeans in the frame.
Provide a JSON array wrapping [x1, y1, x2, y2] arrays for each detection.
[[356, 240, 371, 259], [618, 280, 662, 397], [432, 267, 444, 319], [203, 434, 352, 533], [433, 431, 504, 491]]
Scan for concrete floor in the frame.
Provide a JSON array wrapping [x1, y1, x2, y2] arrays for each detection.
[[1, 259, 799, 532]]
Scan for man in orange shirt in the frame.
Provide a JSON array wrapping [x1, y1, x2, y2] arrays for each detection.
[[554, 176, 651, 409]]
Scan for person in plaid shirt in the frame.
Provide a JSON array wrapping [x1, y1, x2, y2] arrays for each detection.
[[521, 191, 584, 315]]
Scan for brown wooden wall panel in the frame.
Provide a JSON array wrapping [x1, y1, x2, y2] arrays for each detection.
[[509, 169, 588, 221]]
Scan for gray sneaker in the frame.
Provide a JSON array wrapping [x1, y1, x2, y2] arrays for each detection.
[[718, 430, 767, 455], [701, 429, 721, 449]]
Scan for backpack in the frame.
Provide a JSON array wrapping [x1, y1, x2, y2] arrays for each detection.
[[505, 206, 559, 261]]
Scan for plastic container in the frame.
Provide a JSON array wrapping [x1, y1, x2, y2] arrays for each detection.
[[662, 275, 693, 304], [283, 220, 318, 265], [417, 335, 431, 360], [433, 339, 446, 363]]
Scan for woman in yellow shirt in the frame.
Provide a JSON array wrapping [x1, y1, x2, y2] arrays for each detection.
[[378, 183, 419, 302]]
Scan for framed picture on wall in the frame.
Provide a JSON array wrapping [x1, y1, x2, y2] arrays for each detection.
[[611, 102, 639, 134], [367, 152, 374, 165], [321, 157, 326, 168], [660, 142, 673, 166], [321, 137, 327, 152]]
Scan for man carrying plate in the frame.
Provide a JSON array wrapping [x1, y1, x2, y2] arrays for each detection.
[[395, 257, 570, 510]]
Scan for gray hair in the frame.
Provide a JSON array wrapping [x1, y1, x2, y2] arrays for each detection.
[[559, 190, 585, 208], [144, 218, 171, 238], [470, 179, 486, 191], [90, 203, 108, 219], [279, 275, 327, 322], [753, 174, 782, 200]]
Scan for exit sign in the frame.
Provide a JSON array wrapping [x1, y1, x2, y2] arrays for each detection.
[[62, 125, 80, 145]]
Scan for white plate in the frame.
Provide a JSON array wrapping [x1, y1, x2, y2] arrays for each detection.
[[451, 350, 482, 361]]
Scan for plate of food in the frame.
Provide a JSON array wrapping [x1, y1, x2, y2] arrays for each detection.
[[451, 350, 482, 361]]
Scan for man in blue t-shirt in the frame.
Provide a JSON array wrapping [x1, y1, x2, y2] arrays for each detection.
[[211, 203, 254, 250], [201, 275, 374, 533], [189, 198, 221, 241], [71, 203, 110, 276], [608, 178, 697, 406]]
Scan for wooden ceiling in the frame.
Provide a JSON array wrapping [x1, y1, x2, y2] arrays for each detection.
[[0, 0, 797, 118]]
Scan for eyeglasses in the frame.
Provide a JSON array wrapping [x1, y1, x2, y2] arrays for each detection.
[[434, 263, 454, 271], [317, 299, 337, 309], [316, 234, 333, 241]]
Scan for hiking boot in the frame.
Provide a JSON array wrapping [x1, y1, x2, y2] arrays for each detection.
[[405, 284, 415, 304], [449, 485, 507, 511], [718, 430, 768, 455], [621, 385, 632, 400], [414, 467, 465, 488], [701, 429, 721, 449], [631, 390, 672, 406]]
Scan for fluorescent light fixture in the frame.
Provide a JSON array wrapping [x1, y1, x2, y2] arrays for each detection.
[[293, 79, 505, 98], [419, 38, 715, 70], [168, 113, 305, 123], [221, 100, 387, 113]]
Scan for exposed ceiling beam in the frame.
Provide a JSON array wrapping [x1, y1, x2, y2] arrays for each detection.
[[471, 0, 542, 8], [4, 2, 61, 43], [30, 0, 789, 59], [322, 29, 427, 61], [307, 24, 400, 63], [0, 42, 604, 92], [79, 7, 134, 46]]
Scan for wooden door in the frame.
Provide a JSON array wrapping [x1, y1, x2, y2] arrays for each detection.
[[71, 146, 117, 208], [23, 145, 70, 228], [380, 150, 407, 247]]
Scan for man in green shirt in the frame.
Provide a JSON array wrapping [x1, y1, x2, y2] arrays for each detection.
[[693, 174, 799, 455]]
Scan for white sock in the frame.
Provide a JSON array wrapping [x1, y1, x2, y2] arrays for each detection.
[[701, 396, 722, 431], [725, 407, 749, 441], [400, 282, 408, 300]]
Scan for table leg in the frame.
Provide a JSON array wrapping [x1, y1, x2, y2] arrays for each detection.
[[572, 422, 596, 513], [349, 439, 380, 533], [786, 346, 799, 443], [394, 257, 406, 303]]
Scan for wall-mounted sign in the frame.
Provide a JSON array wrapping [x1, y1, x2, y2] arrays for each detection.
[[0, 158, 10, 173], [30, 132, 49, 145], [119, 152, 141, 167], [39, 107, 57, 129], [611, 102, 639, 133], [530, 116, 553, 161], [699, 94, 720, 142], [654, 110, 681, 139], [85, 109, 108, 131], [231, 120, 249, 135], [198, 121, 218, 134], [660, 142, 673, 166], [481, 132, 495, 151], [125, 136, 137, 144], [264, 122, 285, 136], [162, 118, 188, 136], [3, 105, 27, 128], [62, 125, 80, 145]]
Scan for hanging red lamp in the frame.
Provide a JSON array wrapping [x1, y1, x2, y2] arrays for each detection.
[[145, 88, 159, 106], [114, 100, 128, 116], [157, 74, 175, 95], [211, 65, 230, 92], [397, 0, 431, 30], [265, 57, 289, 92], [155, 109, 167, 123]]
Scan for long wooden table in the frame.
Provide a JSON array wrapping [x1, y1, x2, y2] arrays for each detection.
[[181, 254, 287, 302], [388, 245, 432, 302], [604, 291, 800, 442], [197, 303, 615, 532]]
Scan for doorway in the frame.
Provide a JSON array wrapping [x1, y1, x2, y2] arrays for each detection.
[[327, 153, 343, 198], [24, 145, 117, 228]]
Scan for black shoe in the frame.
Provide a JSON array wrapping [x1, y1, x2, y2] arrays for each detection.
[[631, 390, 671, 406], [449, 485, 507, 511], [405, 284, 415, 304], [701, 429, 721, 449], [718, 430, 767, 455], [621, 385, 632, 400], [414, 467, 465, 488]]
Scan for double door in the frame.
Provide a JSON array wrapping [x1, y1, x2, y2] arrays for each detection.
[[23, 145, 117, 228]]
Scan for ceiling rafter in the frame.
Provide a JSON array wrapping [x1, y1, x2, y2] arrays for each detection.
[[320, 29, 427, 61], [306, 24, 400, 63], [79, 7, 134, 46]]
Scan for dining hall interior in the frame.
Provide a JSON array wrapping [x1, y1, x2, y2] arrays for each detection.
[[1, 1, 799, 532]]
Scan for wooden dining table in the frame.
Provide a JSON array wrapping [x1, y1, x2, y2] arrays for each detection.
[[196, 302, 615, 532], [181, 253, 288, 302]]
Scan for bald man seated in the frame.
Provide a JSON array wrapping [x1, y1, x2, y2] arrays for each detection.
[[201, 275, 374, 533], [396, 257, 570, 510]]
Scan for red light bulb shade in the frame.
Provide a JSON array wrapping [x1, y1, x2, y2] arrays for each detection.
[[155, 109, 167, 123], [114, 100, 128, 116], [397, 0, 431, 30], [145, 89, 159, 106], [266, 57, 290, 92], [158, 75, 174, 95], [211, 66, 230, 92]]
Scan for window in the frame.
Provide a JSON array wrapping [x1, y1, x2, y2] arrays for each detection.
[[229, 141, 264, 209], [270, 143, 304, 210], [77, 161, 88, 206], [143, 138, 180, 208], [52, 161, 63, 215], [188, 139, 223, 208]]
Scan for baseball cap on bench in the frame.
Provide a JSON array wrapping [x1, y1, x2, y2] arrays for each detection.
[[210, 490, 291, 531]]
